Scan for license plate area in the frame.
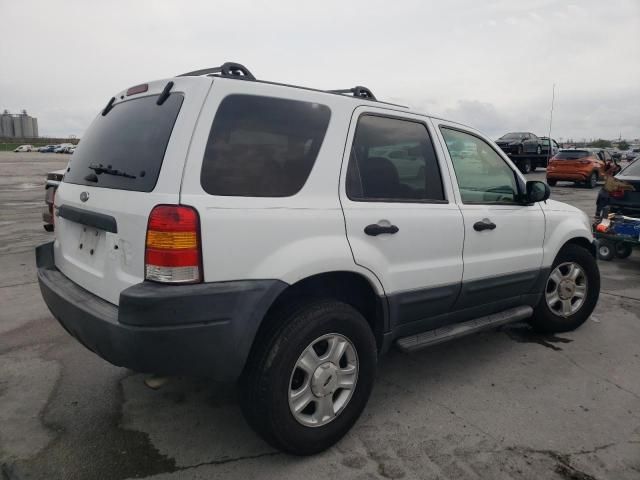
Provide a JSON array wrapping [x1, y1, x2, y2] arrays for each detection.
[[58, 219, 109, 274], [77, 225, 105, 258]]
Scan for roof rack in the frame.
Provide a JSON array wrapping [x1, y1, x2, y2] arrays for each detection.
[[178, 62, 382, 104], [327, 86, 376, 101], [178, 62, 256, 80]]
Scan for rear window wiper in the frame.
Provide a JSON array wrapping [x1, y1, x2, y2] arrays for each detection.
[[88, 163, 136, 179]]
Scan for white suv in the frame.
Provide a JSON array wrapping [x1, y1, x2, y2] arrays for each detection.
[[37, 62, 600, 455]]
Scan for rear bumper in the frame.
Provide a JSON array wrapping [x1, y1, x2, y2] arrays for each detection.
[[36, 242, 287, 381], [546, 172, 589, 182]]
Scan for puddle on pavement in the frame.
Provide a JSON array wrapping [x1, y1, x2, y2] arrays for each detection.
[[502, 324, 573, 351]]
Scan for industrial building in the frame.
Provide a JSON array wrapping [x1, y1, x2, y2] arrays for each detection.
[[0, 110, 39, 138]]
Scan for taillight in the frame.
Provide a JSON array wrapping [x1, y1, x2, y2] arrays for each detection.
[[145, 205, 202, 284], [609, 190, 626, 199]]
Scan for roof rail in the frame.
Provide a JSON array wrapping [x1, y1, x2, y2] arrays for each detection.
[[327, 86, 376, 101], [178, 62, 256, 80], [177, 63, 382, 103]]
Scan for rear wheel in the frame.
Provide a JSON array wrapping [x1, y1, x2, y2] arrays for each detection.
[[529, 244, 600, 333], [547, 179, 557, 186], [240, 300, 377, 455], [615, 242, 633, 259], [520, 159, 532, 174]]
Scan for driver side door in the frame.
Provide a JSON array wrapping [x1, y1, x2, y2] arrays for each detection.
[[435, 122, 545, 312]]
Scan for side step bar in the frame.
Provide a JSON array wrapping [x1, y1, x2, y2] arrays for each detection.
[[396, 305, 533, 353]]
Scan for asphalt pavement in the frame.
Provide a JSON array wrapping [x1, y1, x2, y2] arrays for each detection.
[[1, 152, 639, 480]]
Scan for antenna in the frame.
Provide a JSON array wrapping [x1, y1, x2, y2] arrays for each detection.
[[547, 83, 556, 162]]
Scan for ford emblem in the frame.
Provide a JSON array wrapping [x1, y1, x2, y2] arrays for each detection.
[[80, 192, 90, 202]]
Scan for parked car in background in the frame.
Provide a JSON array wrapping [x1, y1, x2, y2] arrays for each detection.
[[546, 149, 605, 188], [54, 143, 74, 153], [13, 144, 34, 152], [42, 169, 65, 232], [524, 137, 560, 156], [537, 137, 560, 157], [496, 132, 542, 155], [39, 145, 58, 153], [596, 159, 640, 217], [625, 150, 637, 161]]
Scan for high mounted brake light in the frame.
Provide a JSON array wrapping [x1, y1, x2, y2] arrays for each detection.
[[126, 84, 149, 96], [145, 205, 202, 284]]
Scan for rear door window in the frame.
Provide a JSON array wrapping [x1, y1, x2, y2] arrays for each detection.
[[64, 94, 184, 192], [346, 115, 445, 202], [200, 95, 331, 197]]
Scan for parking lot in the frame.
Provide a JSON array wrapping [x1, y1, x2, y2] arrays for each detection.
[[1, 151, 638, 479]]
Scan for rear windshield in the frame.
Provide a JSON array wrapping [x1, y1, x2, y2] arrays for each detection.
[[200, 95, 331, 197], [555, 150, 590, 160], [64, 93, 184, 192]]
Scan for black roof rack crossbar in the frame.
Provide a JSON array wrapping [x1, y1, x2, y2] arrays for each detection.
[[178, 62, 256, 80], [327, 86, 376, 100]]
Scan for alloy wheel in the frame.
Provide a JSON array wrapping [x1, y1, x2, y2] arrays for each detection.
[[545, 262, 588, 317], [288, 333, 358, 427]]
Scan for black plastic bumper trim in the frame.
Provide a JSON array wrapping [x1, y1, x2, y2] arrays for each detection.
[[58, 205, 118, 233], [36, 242, 287, 381]]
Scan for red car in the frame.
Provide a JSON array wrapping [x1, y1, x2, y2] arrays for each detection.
[[546, 149, 605, 188]]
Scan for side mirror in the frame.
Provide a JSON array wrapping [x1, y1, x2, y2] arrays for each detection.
[[526, 180, 551, 203]]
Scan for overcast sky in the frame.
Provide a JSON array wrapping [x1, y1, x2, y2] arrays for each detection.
[[2, 0, 639, 141]]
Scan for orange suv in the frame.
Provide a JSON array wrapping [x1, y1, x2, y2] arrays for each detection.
[[546, 149, 604, 188]]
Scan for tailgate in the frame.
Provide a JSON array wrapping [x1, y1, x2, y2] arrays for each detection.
[[53, 76, 212, 305]]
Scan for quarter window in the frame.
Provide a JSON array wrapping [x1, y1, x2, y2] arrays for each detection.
[[347, 115, 445, 202], [200, 95, 331, 197], [440, 127, 519, 204]]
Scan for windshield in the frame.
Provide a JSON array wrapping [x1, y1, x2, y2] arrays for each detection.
[[499, 133, 527, 141], [555, 150, 591, 160], [620, 159, 640, 176], [64, 93, 184, 192]]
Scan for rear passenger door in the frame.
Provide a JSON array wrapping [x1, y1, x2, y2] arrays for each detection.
[[340, 108, 464, 332]]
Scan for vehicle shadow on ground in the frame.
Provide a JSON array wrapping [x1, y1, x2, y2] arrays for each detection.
[[116, 320, 580, 472]]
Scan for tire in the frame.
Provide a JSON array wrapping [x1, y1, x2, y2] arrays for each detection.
[[529, 244, 600, 333], [615, 242, 632, 259], [240, 300, 377, 455], [547, 179, 557, 186], [597, 240, 615, 261], [587, 172, 598, 189], [520, 159, 532, 174]]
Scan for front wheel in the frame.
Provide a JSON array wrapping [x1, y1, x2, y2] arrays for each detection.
[[547, 179, 557, 187], [240, 300, 377, 455], [529, 244, 600, 333], [587, 172, 598, 189], [598, 239, 615, 261]]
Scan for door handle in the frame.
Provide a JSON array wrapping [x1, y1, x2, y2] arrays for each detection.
[[473, 220, 496, 232], [364, 224, 399, 236]]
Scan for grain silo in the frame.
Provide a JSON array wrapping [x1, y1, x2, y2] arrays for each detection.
[[0, 111, 12, 138], [20, 111, 34, 137], [12, 115, 23, 137]]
